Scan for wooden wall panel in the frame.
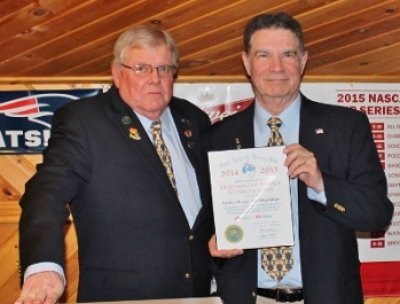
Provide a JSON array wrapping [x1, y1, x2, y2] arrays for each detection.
[[0, 223, 21, 302], [0, 154, 78, 304], [0, 0, 399, 83]]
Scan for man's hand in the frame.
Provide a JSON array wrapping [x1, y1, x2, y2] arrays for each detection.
[[284, 143, 324, 192], [208, 234, 244, 258], [15, 271, 64, 304]]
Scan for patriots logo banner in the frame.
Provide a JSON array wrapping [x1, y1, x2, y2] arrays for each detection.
[[0, 89, 101, 154]]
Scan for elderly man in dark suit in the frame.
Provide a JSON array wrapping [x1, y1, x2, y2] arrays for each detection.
[[16, 25, 214, 304], [207, 12, 393, 304]]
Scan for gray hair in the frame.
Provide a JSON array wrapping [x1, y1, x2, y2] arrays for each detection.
[[113, 25, 179, 68]]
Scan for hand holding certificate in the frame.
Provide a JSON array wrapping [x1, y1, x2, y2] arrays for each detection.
[[208, 146, 293, 250]]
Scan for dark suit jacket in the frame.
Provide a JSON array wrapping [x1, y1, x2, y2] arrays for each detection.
[[19, 86, 214, 302], [207, 95, 393, 304]]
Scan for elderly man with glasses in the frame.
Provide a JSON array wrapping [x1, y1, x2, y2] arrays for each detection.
[[16, 25, 214, 304]]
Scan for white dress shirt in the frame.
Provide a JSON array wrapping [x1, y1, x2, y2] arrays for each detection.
[[138, 107, 202, 228]]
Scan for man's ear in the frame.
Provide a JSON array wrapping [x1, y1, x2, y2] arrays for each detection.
[[300, 51, 308, 75], [111, 63, 121, 88], [242, 51, 251, 76]]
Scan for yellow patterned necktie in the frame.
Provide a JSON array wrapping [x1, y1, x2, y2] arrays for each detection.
[[261, 116, 293, 281], [151, 119, 177, 192]]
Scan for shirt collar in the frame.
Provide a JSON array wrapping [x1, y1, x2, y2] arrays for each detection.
[[135, 108, 172, 134], [254, 94, 301, 132]]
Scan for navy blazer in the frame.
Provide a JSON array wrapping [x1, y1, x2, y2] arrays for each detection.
[[207, 95, 393, 304], [19, 86, 214, 302]]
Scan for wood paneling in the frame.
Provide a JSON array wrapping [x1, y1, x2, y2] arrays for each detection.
[[0, 0, 399, 84], [0, 223, 21, 303], [0, 154, 79, 303]]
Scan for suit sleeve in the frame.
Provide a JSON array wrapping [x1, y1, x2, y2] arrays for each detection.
[[19, 103, 92, 273]]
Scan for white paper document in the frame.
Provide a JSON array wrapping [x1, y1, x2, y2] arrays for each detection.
[[208, 146, 293, 250]]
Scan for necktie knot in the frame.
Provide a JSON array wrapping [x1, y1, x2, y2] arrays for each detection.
[[151, 119, 162, 134], [267, 117, 284, 147], [267, 116, 282, 131]]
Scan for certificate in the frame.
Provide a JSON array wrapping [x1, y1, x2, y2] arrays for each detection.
[[208, 146, 293, 250]]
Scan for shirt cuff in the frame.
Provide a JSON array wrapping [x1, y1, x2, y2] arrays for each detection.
[[307, 187, 327, 205], [24, 262, 66, 286]]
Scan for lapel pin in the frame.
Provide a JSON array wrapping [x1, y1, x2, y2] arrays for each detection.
[[121, 116, 131, 125], [235, 137, 242, 149], [181, 118, 192, 127], [184, 130, 192, 138], [315, 128, 324, 134], [129, 127, 141, 140]]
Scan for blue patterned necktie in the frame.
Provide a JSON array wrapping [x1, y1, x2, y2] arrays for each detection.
[[151, 119, 177, 192], [261, 116, 293, 281]]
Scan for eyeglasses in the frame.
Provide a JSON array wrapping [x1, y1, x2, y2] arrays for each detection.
[[121, 63, 177, 77]]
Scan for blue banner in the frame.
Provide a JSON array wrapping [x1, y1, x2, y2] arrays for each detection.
[[0, 89, 101, 154]]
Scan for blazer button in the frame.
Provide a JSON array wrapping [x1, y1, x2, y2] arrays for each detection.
[[184, 272, 191, 279], [189, 234, 194, 240], [334, 202, 346, 212]]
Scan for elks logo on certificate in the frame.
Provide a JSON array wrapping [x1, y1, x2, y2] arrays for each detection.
[[208, 146, 294, 250]]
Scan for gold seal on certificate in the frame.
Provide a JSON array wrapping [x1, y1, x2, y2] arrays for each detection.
[[225, 224, 244, 243], [208, 146, 294, 250]]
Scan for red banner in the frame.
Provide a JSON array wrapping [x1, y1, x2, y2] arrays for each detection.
[[361, 262, 400, 296]]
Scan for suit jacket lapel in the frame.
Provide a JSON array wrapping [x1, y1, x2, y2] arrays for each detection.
[[170, 102, 198, 167], [299, 95, 332, 166], [231, 101, 256, 150]]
